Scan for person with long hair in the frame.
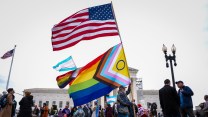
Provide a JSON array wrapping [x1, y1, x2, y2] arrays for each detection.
[[17, 91, 34, 117]]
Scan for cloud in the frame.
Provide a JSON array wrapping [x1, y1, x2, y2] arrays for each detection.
[[0, 75, 6, 89]]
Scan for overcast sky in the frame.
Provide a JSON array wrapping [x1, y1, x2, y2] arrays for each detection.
[[0, 0, 208, 108]]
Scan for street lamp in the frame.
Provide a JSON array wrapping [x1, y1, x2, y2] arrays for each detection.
[[162, 44, 177, 88]]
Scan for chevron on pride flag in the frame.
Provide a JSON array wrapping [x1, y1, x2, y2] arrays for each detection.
[[94, 43, 131, 87]]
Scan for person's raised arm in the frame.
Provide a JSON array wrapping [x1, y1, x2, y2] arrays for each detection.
[[126, 84, 131, 95]]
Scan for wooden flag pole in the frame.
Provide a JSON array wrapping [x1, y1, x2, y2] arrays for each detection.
[[111, 2, 136, 117], [6, 45, 17, 90]]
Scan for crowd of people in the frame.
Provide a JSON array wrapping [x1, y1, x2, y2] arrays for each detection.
[[0, 86, 152, 117], [0, 81, 208, 117], [29, 92, 152, 117]]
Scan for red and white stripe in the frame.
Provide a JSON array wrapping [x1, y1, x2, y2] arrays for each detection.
[[51, 9, 118, 51]]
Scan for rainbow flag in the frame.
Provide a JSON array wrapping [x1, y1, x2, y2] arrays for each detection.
[[69, 43, 130, 106], [56, 69, 79, 88]]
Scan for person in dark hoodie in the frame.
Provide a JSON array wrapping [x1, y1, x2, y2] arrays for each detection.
[[17, 91, 34, 117]]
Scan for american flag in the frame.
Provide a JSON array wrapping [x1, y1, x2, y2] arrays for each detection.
[[1, 49, 14, 59], [51, 3, 119, 51]]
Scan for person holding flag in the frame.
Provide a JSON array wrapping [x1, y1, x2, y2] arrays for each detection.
[[117, 84, 134, 117]]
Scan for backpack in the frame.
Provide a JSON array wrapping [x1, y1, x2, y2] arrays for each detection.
[[0, 94, 8, 108]]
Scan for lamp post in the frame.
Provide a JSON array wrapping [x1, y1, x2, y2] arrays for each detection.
[[162, 44, 177, 88]]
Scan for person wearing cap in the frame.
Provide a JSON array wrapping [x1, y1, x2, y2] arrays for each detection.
[[17, 91, 34, 117], [0, 88, 15, 117], [159, 79, 180, 117], [117, 84, 132, 117], [176, 80, 194, 117]]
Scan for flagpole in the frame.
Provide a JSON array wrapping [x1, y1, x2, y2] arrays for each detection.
[[111, 1, 131, 79], [68, 56, 77, 89], [6, 45, 16, 90], [111, 2, 136, 116], [111, 1, 123, 43]]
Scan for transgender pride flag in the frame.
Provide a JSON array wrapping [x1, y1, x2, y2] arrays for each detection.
[[53, 56, 77, 72], [106, 95, 117, 104]]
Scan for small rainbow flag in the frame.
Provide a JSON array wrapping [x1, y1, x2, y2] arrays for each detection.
[[56, 69, 78, 88]]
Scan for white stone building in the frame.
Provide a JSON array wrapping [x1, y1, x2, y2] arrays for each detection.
[[135, 78, 162, 112], [24, 88, 74, 109], [137, 90, 162, 112]]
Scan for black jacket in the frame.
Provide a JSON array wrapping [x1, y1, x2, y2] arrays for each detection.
[[159, 85, 180, 115], [18, 95, 34, 117]]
